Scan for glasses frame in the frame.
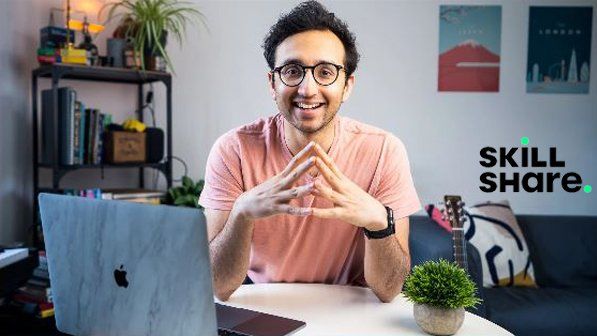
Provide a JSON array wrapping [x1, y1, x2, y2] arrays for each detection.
[[272, 62, 345, 87]]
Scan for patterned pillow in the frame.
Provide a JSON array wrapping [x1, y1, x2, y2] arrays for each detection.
[[425, 201, 537, 288]]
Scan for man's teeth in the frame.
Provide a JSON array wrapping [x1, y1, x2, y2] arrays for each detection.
[[295, 102, 323, 109]]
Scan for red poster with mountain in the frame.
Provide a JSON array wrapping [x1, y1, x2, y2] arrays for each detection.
[[438, 6, 502, 92]]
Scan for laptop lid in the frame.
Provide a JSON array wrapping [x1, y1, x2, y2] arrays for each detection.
[[38, 193, 218, 336]]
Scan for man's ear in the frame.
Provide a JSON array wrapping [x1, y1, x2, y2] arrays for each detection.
[[342, 74, 355, 103], [268, 71, 276, 100]]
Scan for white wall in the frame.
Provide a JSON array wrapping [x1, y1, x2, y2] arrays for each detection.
[[1, 0, 596, 244]]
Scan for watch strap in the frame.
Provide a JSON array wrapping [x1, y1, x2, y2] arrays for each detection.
[[364, 206, 395, 239]]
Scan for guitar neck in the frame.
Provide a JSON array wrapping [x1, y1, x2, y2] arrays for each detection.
[[452, 228, 468, 270]]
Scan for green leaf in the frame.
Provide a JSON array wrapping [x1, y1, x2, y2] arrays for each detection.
[[182, 175, 193, 188]]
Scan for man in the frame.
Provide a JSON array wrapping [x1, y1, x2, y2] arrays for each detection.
[[199, 1, 420, 303]]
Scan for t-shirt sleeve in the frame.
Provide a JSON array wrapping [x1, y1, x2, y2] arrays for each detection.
[[373, 135, 421, 219], [198, 132, 244, 211]]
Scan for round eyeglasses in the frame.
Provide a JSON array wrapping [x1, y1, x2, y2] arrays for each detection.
[[272, 62, 345, 87]]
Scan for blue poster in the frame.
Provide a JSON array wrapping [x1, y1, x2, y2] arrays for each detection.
[[526, 7, 593, 94]]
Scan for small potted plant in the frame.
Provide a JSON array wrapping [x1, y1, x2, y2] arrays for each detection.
[[165, 175, 204, 208], [403, 259, 482, 336], [101, 0, 206, 72]]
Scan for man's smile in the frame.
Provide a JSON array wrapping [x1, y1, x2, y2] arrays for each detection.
[[293, 101, 326, 119]]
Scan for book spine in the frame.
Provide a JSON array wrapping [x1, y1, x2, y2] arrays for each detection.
[[33, 268, 50, 279], [73, 101, 81, 164], [38, 307, 55, 318], [84, 108, 92, 164], [87, 109, 96, 164], [40, 90, 52, 164], [67, 89, 76, 165], [79, 103, 86, 164], [27, 277, 51, 287], [93, 111, 103, 164]]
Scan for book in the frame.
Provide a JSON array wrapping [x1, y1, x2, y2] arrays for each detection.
[[13, 291, 52, 304], [10, 299, 53, 315], [87, 109, 97, 164], [78, 103, 86, 164], [123, 197, 161, 205], [27, 276, 51, 287], [65, 89, 76, 165], [84, 108, 93, 164], [103, 189, 167, 199], [38, 307, 55, 318], [18, 284, 52, 298], [33, 268, 50, 279], [41, 87, 75, 165], [93, 111, 106, 164], [37, 55, 57, 64], [73, 101, 81, 164]]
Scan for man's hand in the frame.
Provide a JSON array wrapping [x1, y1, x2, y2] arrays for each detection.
[[309, 143, 388, 231], [234, 141, 317, 220]]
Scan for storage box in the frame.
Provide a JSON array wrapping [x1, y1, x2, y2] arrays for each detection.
[[105, 131, 146, 163]]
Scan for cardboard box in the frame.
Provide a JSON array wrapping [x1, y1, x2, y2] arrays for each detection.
[[105, 131, 146, 163]]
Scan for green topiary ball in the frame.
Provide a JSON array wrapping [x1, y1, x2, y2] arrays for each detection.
[[403, 259, 482, 309]]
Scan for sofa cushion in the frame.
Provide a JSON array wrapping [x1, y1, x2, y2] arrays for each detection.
[[464, 201, 536, 287], [483, 287, 597, 336], [517, 215, 597, 288]]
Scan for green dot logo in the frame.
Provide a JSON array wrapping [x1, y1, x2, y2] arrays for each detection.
[[520, 137, 529, 146], [584, 185, 592, 193]]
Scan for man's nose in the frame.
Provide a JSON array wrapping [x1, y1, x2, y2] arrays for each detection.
[[297, 69, 318, 96]]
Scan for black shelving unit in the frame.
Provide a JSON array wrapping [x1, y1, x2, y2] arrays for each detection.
[[31, 64, 173, 248]]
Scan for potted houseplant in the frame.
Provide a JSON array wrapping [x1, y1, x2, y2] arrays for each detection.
[[403, 259, 482, 336], [101, 0, 206, 72], [165, 175, 204, 208]]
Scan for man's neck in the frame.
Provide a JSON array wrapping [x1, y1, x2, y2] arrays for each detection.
[[283, 117, 337, 156]]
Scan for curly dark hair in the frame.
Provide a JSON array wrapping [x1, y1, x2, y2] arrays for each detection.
[[262, 1, 360, 77]]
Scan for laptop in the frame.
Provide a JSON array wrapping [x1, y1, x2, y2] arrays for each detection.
[[38, 193, 305, 336]]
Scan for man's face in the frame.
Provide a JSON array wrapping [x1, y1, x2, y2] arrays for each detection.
[[268, 29, 355, 134]]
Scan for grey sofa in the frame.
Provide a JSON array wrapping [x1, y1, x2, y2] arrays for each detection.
[[409, 215, 597, 336]]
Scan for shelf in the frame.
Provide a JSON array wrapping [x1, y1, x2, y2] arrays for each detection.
[[38, 162, 168, 170], [31, 63, 173, 249], [33, 64, 171, 84]]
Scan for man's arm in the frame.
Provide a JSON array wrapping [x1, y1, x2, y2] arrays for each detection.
[[309, 143, 415, 302], [206, 207, 253, 301], [363, 216, 410, 303]]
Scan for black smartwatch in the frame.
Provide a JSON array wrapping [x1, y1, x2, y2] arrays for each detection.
[[364, 206, 395, 239]]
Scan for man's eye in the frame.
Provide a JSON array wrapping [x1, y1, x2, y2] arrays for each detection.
[[317, 68, 334, 78], [284, 69, 299, 75], [282, 65, 302, 76]]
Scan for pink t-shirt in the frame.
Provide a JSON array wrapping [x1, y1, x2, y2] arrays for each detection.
[[199, 113, 421, 286]]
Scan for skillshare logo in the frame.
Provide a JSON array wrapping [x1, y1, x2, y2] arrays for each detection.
[[479, 137, 591, 193]]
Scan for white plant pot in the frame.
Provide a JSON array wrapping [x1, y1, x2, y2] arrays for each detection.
[[413, 303, 465, 335]]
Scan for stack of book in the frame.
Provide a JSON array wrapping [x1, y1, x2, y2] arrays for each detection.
[[11, 251, 54, 319], [37, 47, 59, 65], [63, 188, 166, 205], [38, 26, 87, 65], [41, 87, 113, 165]]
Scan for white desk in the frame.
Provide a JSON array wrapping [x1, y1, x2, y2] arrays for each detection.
[[221, 284, 513, 336]]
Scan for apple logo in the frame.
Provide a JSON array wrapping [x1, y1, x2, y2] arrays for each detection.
[[114, 264, 129, 288]]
